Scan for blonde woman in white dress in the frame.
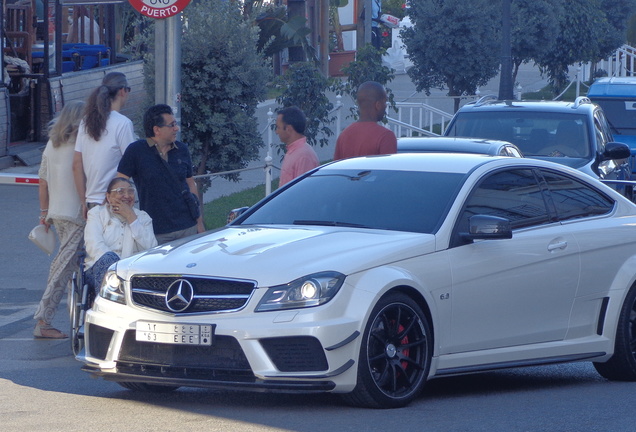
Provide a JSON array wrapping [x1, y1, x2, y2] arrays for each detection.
[[34, 101, 85, 339]]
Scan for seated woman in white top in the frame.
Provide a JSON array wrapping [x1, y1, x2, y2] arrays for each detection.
[[84, 177, 157, 291]]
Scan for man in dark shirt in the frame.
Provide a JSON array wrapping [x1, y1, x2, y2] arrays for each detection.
[[117, 104, 205, 244]]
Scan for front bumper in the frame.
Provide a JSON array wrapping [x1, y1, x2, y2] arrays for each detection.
[[81, 363, 338, 393], [79, 283, 373, 393]]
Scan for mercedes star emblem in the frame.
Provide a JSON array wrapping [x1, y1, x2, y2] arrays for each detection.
[[165, 279, 195, 312]]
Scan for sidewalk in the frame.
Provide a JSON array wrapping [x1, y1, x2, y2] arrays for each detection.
[[1, 62, 549, 204]]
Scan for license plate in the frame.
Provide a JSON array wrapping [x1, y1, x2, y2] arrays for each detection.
[[136, 321, 214, 346]]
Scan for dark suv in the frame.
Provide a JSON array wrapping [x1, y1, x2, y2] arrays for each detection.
[[444, 96, 632, 194]]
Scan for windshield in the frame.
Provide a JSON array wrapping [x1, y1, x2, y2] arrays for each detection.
[[446, 111, 591, 159], [591, 99, 636, 135], [240, 169, 466, 234]]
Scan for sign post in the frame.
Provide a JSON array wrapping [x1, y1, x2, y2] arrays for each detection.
[[128, 1, 191, 138]]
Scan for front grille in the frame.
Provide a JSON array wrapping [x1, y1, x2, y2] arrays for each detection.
[[260, 336, 328, 372], [130, 275, 256, 314], [118, 330, 251, 371], [87, 324, 115, 360]]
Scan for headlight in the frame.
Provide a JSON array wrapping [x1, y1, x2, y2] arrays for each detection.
[[255, 271, 345, 312], [98, 267, 126, 305]]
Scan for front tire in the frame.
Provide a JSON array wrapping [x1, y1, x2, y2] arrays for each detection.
[[69, 271, 85, 356], [342, 293, 432, 408], [594, 285, 636, 380]]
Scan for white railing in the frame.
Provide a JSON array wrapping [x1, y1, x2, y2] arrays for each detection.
[[385, 117, 437, 137], [593, 44, 636, 78], [331, 98, 452, 138], [386, 102, 452, 137]]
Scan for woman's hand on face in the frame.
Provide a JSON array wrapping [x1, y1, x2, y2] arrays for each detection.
[[111, 199, 137, 224]]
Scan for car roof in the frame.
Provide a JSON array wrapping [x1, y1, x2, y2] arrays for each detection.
[[588, 77, 636, 99], [397, 136, 521, 156], [321, 152, 583, 177], [455, 96, 597, 115]]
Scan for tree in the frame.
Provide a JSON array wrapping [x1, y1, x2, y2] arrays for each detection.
[[510, 0, 563, 86], [536, 0, 613, 93], [255, 5, 314, 60], [599, 0, 636, 56], [180, 0, 271, 191], [401, 0, 500, 112], [341, 44, 395, 103], [276, 62, 336, 151], [341, 44, 396, 118]]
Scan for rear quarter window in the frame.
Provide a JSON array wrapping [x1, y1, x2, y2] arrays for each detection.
[[540, 169, 615, 221]]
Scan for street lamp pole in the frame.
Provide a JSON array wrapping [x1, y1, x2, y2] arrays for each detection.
[[498, 0, 514, 100]]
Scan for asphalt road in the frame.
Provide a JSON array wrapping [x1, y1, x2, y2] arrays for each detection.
[[0, 184, 54, 335]]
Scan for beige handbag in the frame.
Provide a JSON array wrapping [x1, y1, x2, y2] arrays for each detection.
[[28, 225, 56, 255]]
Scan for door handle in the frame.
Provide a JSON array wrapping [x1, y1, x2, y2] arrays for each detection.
[[547, 241, 567, 251]]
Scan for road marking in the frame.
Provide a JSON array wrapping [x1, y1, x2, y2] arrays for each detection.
[[0, 305, 36, 328]]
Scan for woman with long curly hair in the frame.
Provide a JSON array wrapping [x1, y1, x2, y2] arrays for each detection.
[[73, 72, 135, 218], [34, 101, 86, 339]]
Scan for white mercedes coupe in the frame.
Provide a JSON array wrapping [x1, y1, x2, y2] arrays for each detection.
[[79, 153, 636, 408]]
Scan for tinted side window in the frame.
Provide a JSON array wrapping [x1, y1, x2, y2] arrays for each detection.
[[593, 111, 609, 152], [457, 169, 551, 234], [540, 170, 615, 221], [592, 98, 636, 135]]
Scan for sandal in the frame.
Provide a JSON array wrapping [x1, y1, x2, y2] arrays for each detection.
[[34, 323, 68, 339]]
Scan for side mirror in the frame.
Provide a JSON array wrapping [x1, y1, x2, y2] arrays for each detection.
[[461, 215, 512, 241], [227, 206, 249, 224], [602, 142, 631, 161]]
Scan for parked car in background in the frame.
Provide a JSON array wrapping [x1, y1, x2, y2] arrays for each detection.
[[444, 96, 633, 198], [398, 136, 523, 157], [80, 153, 636, 409], [587, 76, 636, 171]]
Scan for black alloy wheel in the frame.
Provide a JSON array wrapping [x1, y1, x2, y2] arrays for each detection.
[[594, 285, 636, 380], [342, 292, 432, 408]]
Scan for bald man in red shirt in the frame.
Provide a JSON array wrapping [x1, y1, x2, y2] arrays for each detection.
[[333, 81, 397, 160]]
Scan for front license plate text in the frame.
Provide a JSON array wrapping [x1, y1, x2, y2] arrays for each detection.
[[135, 321, 214, 346]]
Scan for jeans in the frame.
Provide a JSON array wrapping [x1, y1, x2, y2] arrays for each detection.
[[84, 251, 119, 294]]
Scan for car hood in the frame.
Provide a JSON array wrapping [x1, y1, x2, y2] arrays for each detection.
[[118, 226, 436, 287]]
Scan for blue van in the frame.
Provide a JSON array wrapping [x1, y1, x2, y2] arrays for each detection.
[[587, 77, 636, 171]]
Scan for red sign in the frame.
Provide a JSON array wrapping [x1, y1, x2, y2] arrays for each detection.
[[128, 0, 191, 19]]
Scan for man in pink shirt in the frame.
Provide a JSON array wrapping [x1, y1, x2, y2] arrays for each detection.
[[276, 106, 320, 187], [333, 81, 397, 160]]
